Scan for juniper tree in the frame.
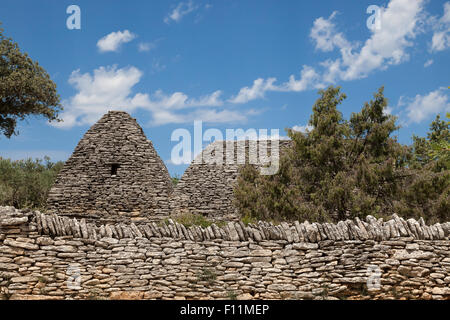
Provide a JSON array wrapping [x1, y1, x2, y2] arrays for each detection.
[[411, 113, 450, 170], [234, 86, 449, 223], [398, 113, 450, 223]]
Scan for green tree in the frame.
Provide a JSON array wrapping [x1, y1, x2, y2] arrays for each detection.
[[399, 113, 450, 222], [411, 113, 449, 170], [0, 23, 62, 138], [427, 113, 450, 168], [234, 86, 449, 223]]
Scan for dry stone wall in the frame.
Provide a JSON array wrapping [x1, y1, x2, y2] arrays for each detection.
[[1, 206, 449, 300]]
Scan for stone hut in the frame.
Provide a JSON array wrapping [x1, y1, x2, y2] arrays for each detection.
[[169, 139, 292, 221], [46, 111, 173, 222]]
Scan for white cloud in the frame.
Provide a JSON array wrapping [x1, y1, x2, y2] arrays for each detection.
[[424, 59, 434, 67], [188, 90, 224, 107], [228, 78, 277, 104], [292, 125, 313, 133], [399, 87, 450, 123], [430, 2, 450, 52], [55, 65, 250, 128], [138, 42, 155, 52], [335, 0, 425, 81], [229, 65, 323, 104], [281, 0, 425, 85], [97, 30, 136, 53], [149, 89, 223, 110], [55, 65, 144, 127], [147, 90, 245, 126], [310, 11, 352, 52], [59, 0, 444, 129], [150, 108, 250, 126], [228, 0, 425, 105], [281, 65, 323, 92], [138, 38, 163, 53], [164, 1, 198, 24]]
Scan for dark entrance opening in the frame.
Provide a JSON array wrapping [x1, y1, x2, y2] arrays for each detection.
[[111, 163, 120, 176]]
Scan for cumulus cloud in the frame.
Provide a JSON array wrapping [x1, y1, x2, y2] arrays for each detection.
[[310, 11, 352, 52], [281, 65, 323, 92], [398, 87, 450, 123], [188, 90, 224, 107], [148, 89, 223, 110], [97, 30, 136, 53], [229, 66, 323, 104], [59, 0, 444, 128], [145, 90, 247, 126], [229, 0, 425, 105], [430, 2, 450, 52], [151, 109, 250, 126], [54, 65, 251, 128], [164, 1, 198, 24], [54, 65, 143, 127], [320, 0, 426, 81], [228, 78, 277, 104]]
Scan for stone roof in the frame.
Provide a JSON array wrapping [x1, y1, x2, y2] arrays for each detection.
[[169, 139, 292, 220], [46, 111, 173, 222]]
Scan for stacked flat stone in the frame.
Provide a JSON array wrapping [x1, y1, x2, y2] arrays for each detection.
[[29, 209, 450, 242], [169, 140, 292, 221], [0, 206, 36, 242], [46, 111, 173, 222], [0, 207, 449, 300]]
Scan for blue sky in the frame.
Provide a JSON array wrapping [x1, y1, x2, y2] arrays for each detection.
[[0, 0, 449, 176]]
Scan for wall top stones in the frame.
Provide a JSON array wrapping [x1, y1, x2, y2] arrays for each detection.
[[1, 206, 448, 243]]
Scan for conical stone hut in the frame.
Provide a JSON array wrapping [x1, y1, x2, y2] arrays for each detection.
[[46, 111, 173, 222], [169, 139, 292, 221]]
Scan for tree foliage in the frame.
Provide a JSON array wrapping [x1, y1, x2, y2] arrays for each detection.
[[411, 113, 450, 170], [234, 86, 449, 223], [0, 23, 62, 138], [0, 157, 64, 210]]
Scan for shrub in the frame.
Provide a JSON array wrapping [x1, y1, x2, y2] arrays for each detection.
[[197, 267, 216, 284], [171, 213, 214, 228], [171, 174, 180, 186], [0, 156, 63, 210]]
